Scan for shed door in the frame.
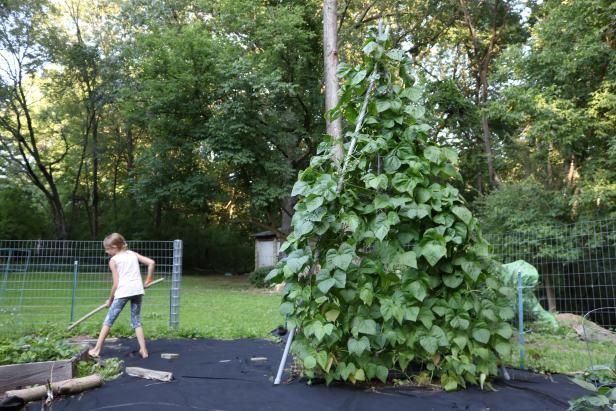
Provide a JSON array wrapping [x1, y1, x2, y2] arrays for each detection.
[[256, 240, 278, 268]]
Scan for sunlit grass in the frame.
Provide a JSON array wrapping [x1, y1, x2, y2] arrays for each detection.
[[2, 274, 614, 376]]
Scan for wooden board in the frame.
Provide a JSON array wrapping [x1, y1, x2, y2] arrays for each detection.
[[0, 359, 73, 394], [125, 367, 173, 382]]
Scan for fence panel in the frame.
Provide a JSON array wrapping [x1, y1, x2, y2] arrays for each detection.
[[486, 219, 616, 329], [0, 239, 182, 333]]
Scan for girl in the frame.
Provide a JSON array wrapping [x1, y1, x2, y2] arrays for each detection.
[[88, 233, 155, 359]]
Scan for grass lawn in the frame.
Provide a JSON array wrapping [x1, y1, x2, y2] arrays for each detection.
[[173, 274, 284, 339], [2, 274, 614, 376]]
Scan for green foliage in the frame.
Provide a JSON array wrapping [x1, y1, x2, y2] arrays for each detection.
[[475, 179, 570, 234], [0, 332, 80, 365], [0, 181, 52, 239], [267, 28, 512, 389], [76, 357, 124, 381], [248, 266, 275, 288], [568, 355, 616, 411]]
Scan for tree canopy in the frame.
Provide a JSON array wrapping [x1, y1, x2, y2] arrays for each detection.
[[0, 0, 613, 270]]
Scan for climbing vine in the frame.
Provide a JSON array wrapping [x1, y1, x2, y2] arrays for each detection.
[[266, 27, 513, 390]]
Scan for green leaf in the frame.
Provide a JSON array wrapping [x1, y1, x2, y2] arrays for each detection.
[[325, 309, 340, 322], [453, 335, 468, 349], [374, 223, 389, 241], [499, 307, 515, 320], [450, 316, 470, 330], [424, 146, 441, 163], [384, 156, 401, 173], [401, 86, 422, 102], [313, 322, 326, 341], [352, 317, 377, 337], [494, 342, 511, 357], [441, 147, 459, 165], [495, 323, 513, 339], [461, 260, 481, 282], [451, 206, 472, 225], [420, 336, 438, 354], [375, 365, 389, 383], [442, 375, 458, 391], [351, 69, 367, 85], [333, 270, 347, 288], [443, 273, 464, 288], [359, 286, 374, 305], [316, 351, 328, 369], [374, 194, 392, 209], [280, 302, 294, 315], [408, 281, 427, 302], [376, 100, 391, 112], [419, 240, 447, 266], [295, 220, 314, 237], [415, 187, 431, 203], [339, 362, 356, 380], [291, 180, 310, 196], [472, 328, 491, 344], [404, 306, 420, 322], [333, 254, 353, 270], [348, 336, 370, 356], [303, 355, 316, 369], [305, 196, 324, 212], [397, 251, 417, 268], [317, 278, 336, 293]]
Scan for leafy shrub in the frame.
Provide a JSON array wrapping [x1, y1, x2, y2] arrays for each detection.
[[266, 28, 512, 390], [0, 333, 80, 365], [248, 266, 275, 288]]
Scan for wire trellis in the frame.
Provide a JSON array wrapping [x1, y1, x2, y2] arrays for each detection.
[[485, 219, 616, 329], [0, 239, 182, 333]]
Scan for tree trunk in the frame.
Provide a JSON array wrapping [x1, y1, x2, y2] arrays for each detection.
[[546, 142, 553, 189], [479, 68, 498, 188], [91, 113, 99, 238], [323, 0, 343, 166], [280, 196, 296, 235], [543, 272, 557, 313]]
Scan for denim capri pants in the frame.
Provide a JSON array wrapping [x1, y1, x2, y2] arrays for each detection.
[[104, 294, 143, 328]]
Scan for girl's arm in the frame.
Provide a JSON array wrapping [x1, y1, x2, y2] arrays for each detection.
[[107, 259, 119, 306], [135, 252, 156, 286]]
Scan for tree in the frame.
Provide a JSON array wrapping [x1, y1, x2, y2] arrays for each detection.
[[490, 0, 615, 219], [0, 0, 70, 238]]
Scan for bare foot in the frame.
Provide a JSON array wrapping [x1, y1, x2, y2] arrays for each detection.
[[88, 348, 100, 358], [139, 349, 149, 359]]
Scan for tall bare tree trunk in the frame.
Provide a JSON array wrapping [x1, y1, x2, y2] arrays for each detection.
[[92, 113, 99, 238], [479, 68, 498, 188], [323, 0, 343, 166]]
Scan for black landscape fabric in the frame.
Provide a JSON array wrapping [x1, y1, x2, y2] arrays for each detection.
[[27, 338, 589, 411]]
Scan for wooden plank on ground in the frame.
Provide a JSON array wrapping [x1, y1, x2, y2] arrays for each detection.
[[125, 367, 173, 382], [0, 359, 73, 394]]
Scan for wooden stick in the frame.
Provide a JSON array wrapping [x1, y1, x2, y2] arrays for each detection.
[[67, 303, 107, 331], [144, 277, 165, 288], [67, 278, 165, 330], [6, 374, 103, 402]]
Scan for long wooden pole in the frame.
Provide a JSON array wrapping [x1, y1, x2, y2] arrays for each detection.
[[67, 278, 165, 330], [6, 374, 103, 402]]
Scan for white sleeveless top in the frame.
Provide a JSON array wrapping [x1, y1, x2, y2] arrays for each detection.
[[112, 250, 144, 298]]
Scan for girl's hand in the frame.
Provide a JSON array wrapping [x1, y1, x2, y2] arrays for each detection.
[[105, 298, 113, 308]]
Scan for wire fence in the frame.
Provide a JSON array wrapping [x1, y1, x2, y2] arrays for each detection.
[[485, 219, 616, 330], [0, 239, 182, 334]]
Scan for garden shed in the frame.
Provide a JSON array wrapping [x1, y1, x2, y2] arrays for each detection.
[[253, 231, 280, 270]]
